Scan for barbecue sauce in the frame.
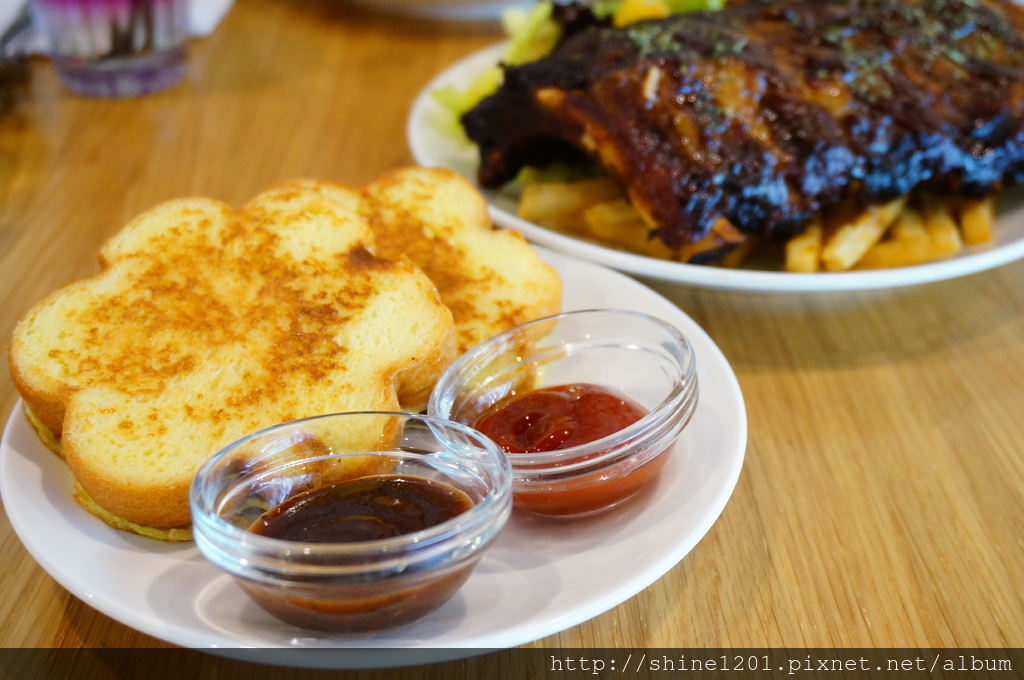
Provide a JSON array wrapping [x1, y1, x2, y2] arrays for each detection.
[[242, 476, 476, 634], [473, 383, 668, 516], [250, 476, 472, 543]]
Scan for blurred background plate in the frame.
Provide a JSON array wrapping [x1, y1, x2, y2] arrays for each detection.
[[409, 44, 1024, 292]]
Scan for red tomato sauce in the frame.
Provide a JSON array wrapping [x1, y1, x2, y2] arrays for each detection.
[[473, 383, 666, 516], [473, 382, 647, 454]]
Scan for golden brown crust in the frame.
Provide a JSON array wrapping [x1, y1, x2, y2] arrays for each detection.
[[20, 403, 192, 537], [8, 168, 558, 540], [8, 183, 457, 539], [22, 402, 64, 459], [286, 167, 563, 354], [72, 483, 192, 541], [10, 305, 74, 438], [62, 410, 195, 529], [362, 168, 561, 351]]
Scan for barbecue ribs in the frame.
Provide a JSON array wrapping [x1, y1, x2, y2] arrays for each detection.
[[462, 0, 1024, 262]]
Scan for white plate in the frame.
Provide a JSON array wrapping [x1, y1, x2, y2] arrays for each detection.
[[0, 249, 745, 668], [408, 44, 1024, 292]]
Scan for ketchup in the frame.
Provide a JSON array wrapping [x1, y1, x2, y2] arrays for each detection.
[[473, 383, 667, 516], [250, 476, 471, 543], [473, 382, 648, 455]]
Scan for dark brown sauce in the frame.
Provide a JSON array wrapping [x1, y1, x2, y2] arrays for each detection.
[[242, 475, 479, 633], [250, 475, 473, 543]]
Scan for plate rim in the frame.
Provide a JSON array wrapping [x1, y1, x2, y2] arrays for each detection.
[[0, 248, 746, 663], [407, 43, 1024, 293]]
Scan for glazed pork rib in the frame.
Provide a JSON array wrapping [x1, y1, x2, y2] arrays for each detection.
[[462, 0, 1024, 262]]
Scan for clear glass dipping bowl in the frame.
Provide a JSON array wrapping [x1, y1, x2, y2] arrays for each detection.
[[429, 309, 699, 517], [190, 412, 511, 635]]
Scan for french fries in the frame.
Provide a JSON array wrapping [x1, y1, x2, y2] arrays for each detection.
[[519, 177, 623, 231], [777, 191, 994, 272], [956, 196, 995, 245], [519, 178, 684, 260], [920, 193, 964, 258], [784, 222, 824, 273], [854, 206, 932, 269], [516, 175, 998, 272], [819, 196, 907, 271], [718, 235, 761, 269], [853, 195, 993, 271]]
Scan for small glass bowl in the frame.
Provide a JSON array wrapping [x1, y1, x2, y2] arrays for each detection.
[[429, 309, 699, 517], [190, 412, 511, 635]]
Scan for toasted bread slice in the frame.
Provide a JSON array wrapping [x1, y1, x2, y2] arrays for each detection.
[[9, 184, 456, 539], [289, 167, 562, 354]]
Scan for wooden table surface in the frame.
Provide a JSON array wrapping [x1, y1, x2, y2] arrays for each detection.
[[1, 0, 1022, 676]]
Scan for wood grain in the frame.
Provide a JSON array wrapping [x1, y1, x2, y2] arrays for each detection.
[[1, 0, 1021, 674]]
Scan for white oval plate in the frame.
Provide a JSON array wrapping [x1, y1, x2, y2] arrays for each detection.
[[0, 249, 745, 668], [408, 44, 1024, 292]]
